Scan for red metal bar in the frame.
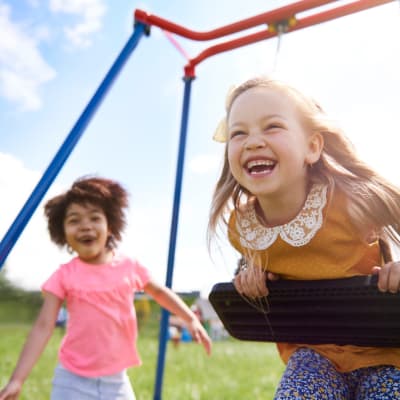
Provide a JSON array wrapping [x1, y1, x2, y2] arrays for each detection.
[[134, 0, 337, 41], [184, 0, 395, 76]]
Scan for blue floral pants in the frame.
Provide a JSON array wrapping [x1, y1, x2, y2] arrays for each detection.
[[274, 348, 400, 399]]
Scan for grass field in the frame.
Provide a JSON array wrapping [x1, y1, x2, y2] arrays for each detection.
[[0, 324, 285, 399]]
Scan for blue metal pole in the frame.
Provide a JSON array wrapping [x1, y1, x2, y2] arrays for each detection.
[[0, 23, 148, 269], [153, 76, 194, 400]]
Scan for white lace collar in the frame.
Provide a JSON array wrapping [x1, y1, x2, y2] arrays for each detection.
[[236, 184, 328, 250]]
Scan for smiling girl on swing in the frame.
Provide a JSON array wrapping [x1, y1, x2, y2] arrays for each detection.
[[208, 77, 400, 399]]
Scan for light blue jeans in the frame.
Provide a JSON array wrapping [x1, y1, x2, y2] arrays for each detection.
[[51, 364, 136, 400]]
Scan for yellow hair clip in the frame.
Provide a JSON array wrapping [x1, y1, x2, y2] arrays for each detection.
[[212, 85, 238, 143], [212, 118, 227, 143]]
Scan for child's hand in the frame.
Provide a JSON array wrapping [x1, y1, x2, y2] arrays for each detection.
[[234, 265, 278, 298], [0, 380, 22, 400], [186, 318, 212, 355], [372, 261, 400, 293]]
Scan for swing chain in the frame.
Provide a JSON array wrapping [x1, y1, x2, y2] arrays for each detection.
[[268, 17, 296, 73]]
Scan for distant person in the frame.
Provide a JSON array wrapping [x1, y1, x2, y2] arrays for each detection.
[[208, 77, 400, 398], [55, 305, 68, 329], [168, 314, 184, 348], [0, 176, 211, 400]]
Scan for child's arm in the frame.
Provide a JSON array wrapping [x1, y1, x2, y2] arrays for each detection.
[[143, 280, 212, 355], [0, 292, 62, 400]]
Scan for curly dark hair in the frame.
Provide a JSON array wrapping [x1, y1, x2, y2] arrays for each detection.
[[44, 176, 129, 249]]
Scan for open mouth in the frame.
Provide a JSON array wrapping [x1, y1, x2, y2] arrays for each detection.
[[78, 236, 96, 245], [246, 159, 276, 175]]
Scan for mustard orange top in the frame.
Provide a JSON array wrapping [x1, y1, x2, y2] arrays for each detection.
[[228, 184, 400, 372]]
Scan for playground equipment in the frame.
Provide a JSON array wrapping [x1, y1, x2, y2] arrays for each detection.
[[0, 1, 397, 399], [209, 275, 400, 347]]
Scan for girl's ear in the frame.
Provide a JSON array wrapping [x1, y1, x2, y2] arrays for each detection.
[[305, 131, 324, 165]]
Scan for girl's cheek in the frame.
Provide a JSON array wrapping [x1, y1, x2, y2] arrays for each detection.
[[229, 153, 241, 171], [227, 145, 237, 163], [227, 155, 235, 170]]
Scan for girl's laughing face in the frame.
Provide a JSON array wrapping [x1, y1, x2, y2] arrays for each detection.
[[227, 86, 322, 203], [63, 202, 111, 264]]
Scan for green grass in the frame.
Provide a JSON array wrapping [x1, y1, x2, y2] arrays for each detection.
[[0, 324, 284, 399]]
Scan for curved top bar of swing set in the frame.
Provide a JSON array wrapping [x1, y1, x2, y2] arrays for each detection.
[[134, 0, 395, 78], [134, 0, 337, 41]]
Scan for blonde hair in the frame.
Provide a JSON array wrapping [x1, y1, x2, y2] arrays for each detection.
[[208, 77, 400, 250]]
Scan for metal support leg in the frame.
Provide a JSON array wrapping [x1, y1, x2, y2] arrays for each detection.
[[153, 76, 194, 400]]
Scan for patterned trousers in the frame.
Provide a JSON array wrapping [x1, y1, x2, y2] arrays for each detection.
[[274, 348, 400, 399]]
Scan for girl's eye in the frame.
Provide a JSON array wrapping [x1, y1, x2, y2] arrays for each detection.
[[229, 130, 246, 139], [264, 123, 281, 131]]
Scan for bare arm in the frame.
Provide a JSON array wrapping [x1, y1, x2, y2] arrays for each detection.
[[144, 279, 212, 355], [0, 292, 62, 400]]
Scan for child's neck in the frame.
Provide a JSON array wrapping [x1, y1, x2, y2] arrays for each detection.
[[78, 249, 114, 265], [256, 186, 309, 227]]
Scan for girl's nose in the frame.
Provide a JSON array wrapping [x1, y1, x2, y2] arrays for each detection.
[[79, 219, 92, 230], [245, 132, 266, 150]]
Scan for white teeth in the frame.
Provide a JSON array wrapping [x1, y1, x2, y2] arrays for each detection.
[[246, 159, 275, 169]]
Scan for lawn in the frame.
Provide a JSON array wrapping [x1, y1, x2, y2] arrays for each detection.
[[0, 324, 285, 399]]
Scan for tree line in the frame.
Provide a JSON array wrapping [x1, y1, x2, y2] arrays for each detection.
[[0, 266, 43, 322]]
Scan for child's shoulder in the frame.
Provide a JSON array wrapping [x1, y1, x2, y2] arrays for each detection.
[[57, 256, 79, 271], [112, 253, 150, 273], [113, 252, 142, 266], [54, 255, 144, 277]]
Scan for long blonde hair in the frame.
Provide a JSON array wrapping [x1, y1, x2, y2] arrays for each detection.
[[208, 77, 400, 249]]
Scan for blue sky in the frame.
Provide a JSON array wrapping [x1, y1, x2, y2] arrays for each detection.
[[1, 0, 399, 296]]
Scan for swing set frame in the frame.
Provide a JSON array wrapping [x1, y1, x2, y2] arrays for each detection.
[[0, 1, 396, 399]]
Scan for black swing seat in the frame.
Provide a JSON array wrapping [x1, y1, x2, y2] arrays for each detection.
[[208, 275, 400, 347]]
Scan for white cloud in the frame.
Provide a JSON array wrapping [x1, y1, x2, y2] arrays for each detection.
[[0, 153, 39, 221], [0, 152, 68, 290], [188, 153, 222, 175], [49, 0, 106, 48], [174, 243, 236, 296], [32, 25, 51, 42], [0, 2, 56, 110]]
